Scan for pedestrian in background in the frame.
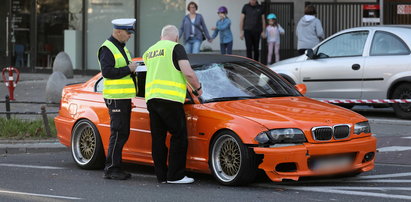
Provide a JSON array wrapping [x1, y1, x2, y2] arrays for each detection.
[[98, 18, 138, 180], [179, 1, 212, 54], [143, 25, 202, 184], [240, 0, 265, 61], [211, 6, 233, 54], [263, 13, 284, 64], [296, 5, 324, 55]]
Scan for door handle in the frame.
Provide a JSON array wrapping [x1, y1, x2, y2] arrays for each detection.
[[352, 64, 360, 70]]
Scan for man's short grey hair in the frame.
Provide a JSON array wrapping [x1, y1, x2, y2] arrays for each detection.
[[161, 25, 179, 38]]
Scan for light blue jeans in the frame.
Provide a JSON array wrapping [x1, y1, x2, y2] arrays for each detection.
[[184, 38, 202, 54]]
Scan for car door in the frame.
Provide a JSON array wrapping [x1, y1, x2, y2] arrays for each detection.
[[300, 31, 369, 99], [363, 30, 411, 99]]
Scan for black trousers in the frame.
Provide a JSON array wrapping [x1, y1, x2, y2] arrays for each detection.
[[104, 98, 131, 173], [244, 30, 262, 61], [147, 99, 188, 182]]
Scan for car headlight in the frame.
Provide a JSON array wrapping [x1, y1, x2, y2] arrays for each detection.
[[255, 128, 307, 144], [354, 121, 371, 135]]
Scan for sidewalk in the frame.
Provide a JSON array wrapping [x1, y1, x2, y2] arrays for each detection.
[[0, 138, 68, 155], [0, 72, 93, 120], [0, 72, 89, 154]]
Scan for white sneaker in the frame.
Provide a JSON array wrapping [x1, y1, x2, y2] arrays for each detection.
[[167, 176, 194, 184]]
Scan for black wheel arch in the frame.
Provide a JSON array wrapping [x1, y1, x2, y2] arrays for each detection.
[[387, 76, 411, 98]]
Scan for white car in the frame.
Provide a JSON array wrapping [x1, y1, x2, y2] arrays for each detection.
[[270, 25, 411, 119]]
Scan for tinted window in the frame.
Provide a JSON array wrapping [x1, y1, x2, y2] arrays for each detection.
[[316, 31, 369, 58], [194, 62, 300, 103], [370, 31, 411, 56]]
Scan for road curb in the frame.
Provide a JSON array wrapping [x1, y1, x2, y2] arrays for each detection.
[[0, 139, 68, 155]]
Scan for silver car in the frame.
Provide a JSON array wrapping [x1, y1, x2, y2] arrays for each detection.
[[270, 25, 411, 119]]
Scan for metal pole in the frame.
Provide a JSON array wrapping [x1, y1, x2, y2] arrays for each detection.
[[5, 95, 10, 120], [380, 0, 384, 25], [6, 16, 9, 58], [41, 105, 51, 137]]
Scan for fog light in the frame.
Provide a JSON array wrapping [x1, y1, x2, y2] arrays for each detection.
[[275, 162, 297, 172], [362, 152, 375, 163]]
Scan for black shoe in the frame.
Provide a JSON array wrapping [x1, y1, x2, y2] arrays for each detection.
[[103, 170, 131, 180]]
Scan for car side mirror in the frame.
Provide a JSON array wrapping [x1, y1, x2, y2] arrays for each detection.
[[295, 84, 307, 95], [306, 49, 315, 59]]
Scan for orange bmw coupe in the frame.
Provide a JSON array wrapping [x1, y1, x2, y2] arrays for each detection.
[[55, 54, 376, 186]]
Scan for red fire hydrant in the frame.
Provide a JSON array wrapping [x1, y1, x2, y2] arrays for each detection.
[[2, 67, 20, 100]]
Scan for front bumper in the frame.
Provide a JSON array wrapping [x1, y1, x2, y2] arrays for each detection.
[[253, 136, 377, 182]]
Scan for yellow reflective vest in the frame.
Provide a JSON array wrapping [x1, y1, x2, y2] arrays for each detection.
[[98, 40, 136, 99], [143, 40, 187, 103]]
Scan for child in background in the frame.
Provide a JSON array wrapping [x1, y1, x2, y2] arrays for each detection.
[[211, 6, 233, 54], [264, 13, 285, 64]]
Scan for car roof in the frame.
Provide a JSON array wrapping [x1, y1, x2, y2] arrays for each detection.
[[187, 54, 253, 66], [340, 25, 411, 32]]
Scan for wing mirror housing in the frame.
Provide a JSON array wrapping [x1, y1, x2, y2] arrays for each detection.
[[306, 49, 315, 59], [295, 84, 307, 95]]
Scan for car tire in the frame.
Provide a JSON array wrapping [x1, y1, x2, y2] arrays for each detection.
[[392, 83, 411, 119], [209, 130, 257, 186], [71, 119, 105, 169]]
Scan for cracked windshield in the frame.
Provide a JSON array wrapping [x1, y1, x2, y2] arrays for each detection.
[[194, 62, 300, 102]]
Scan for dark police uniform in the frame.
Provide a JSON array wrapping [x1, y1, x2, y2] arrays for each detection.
[[99, 35, 136, 179]]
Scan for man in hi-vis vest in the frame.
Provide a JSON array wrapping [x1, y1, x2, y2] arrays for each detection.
[[143, 25, 202, 184], [98, 18, 138, 180]]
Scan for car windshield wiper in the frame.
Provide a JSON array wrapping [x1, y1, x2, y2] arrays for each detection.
[[257, 94, 295, 98], [205, 96, 255, 103]]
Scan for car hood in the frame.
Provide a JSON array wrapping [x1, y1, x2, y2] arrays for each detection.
[[204, 97, 365, 129]]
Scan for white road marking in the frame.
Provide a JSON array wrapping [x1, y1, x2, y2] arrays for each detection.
[[311, 186, 411, 191], [255, 170, 411, 200], [378, 146, 411, 152], [255, 184, 411, 200], [0, 189, 82, 200], [291, 187, 411, 200], [0, 163, 64, 170], [376, 163, 411, 168], [402, 136, 411, 139], [356, 172, 411, 179], [348, 180, 411, 183]]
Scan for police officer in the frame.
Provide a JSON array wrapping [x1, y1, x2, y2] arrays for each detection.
[[143, 25, 202, 184], [98, 18, 138, 180]]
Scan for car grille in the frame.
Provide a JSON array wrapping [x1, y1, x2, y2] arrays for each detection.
[[312, 124, 350, 141], [333, 125, 350, 139]]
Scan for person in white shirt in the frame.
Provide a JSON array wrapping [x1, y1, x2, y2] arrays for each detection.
[[263, 13, 284, 64]]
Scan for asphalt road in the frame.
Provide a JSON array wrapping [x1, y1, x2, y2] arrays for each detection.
[[0, 151, 410, 201], [1, 112, 411, 202]]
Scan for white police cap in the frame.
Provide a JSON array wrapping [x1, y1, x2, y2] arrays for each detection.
[[112, 18, 136, 33]]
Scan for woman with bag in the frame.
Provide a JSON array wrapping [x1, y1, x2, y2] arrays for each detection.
[[179, 1, 212, 53]]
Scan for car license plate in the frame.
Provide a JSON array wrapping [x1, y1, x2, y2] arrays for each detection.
[[311, 156, 353, 171]]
